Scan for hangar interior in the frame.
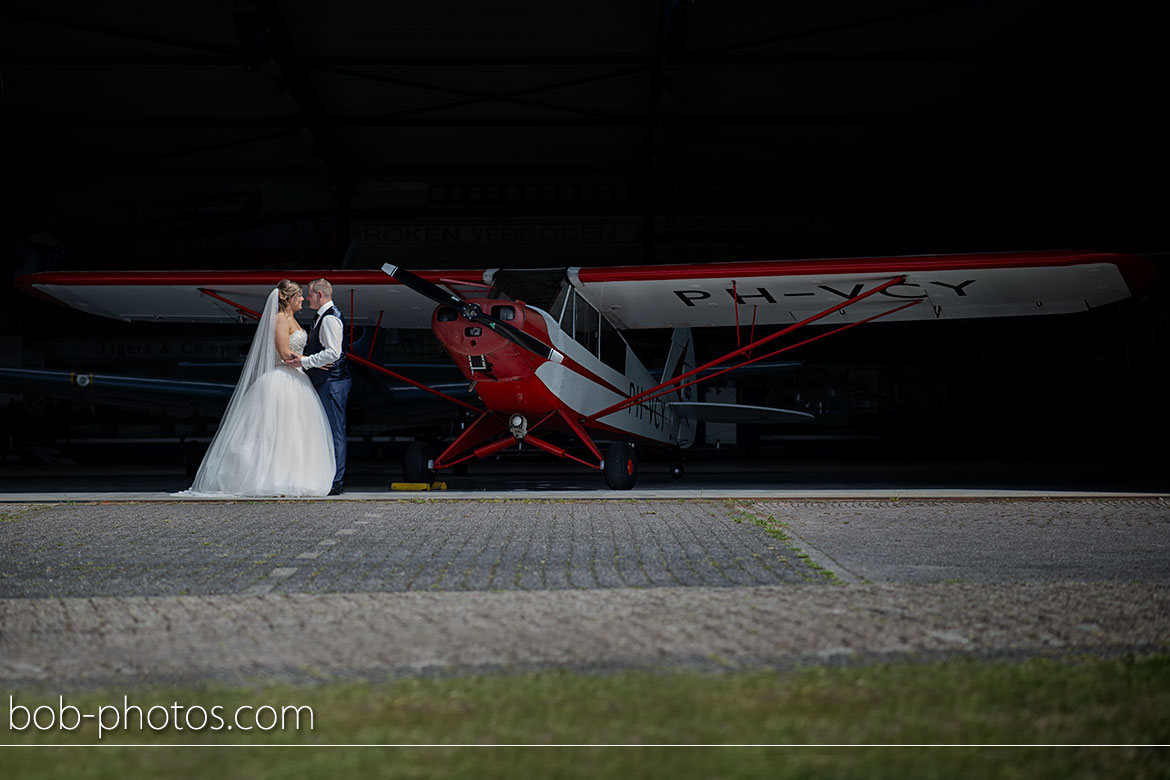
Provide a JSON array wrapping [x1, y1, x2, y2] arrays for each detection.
[[2, 1, 1167, 486]]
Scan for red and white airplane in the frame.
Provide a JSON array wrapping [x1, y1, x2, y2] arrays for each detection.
[[18, 249, 1159, 488]]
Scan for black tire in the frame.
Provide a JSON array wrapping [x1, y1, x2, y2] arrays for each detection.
[[403, 441, 436, 484], [604, 442, 638, 490]]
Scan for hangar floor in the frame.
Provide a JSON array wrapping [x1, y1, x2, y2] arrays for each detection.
[[1, 444, 1166, 499]]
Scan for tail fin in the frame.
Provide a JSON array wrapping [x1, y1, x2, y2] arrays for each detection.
[[663, 328, 696, 401], [663, 328, 698, 447]]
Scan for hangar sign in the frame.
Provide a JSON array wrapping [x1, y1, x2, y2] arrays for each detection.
[[356, 222, 638, 246]]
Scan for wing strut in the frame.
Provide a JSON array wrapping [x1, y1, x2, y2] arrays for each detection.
[[196, 288, 483, 415], [367, 310, 384, 360], [347, 353, 484, 414], [584, 275, 911, 423], [649, 299, 922, 408], [198, 288, 262, 320]]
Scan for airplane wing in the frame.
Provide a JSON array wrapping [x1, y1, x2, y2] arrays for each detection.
[[0, 367, 472, 405], [0, 367, 235, 419], [0, 367, 234, 400], [16, 250, 1159, 330], [16, 269, 492, 328], [568, 250, 1160, 328]]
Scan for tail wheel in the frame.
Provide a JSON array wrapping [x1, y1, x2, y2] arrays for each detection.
[[403, 441, 436, 484], [604, 442, 638, 490]]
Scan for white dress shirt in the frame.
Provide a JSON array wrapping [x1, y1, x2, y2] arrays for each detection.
[[299, 301, 343, 370]]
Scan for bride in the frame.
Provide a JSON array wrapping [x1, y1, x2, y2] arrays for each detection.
[[179, 280, 336, 496]]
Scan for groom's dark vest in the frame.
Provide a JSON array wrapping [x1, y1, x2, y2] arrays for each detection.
[[306, 305, 350, 387]]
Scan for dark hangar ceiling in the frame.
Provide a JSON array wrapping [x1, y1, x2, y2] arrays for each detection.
[[2, 0, 1167, 274]]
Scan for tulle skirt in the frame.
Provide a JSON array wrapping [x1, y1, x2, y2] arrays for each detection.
[[178, 366, 336, 497]]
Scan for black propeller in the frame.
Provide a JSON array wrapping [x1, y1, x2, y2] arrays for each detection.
[[382, 263, 462, 309], [382, 263, 562, 362]]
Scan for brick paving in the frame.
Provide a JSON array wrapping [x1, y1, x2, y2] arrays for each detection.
[[751, 498, 1170, 583], [0, 500, 824, 598], [1, 498, 1168, 686]]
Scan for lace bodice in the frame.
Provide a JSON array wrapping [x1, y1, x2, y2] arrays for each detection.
[[289, 329, 307, 355]]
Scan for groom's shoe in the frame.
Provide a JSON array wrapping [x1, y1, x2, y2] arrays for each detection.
[[329, 483, 343, 496]]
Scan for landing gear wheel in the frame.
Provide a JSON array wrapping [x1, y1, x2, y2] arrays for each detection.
[[671, 463, 685, 480], [403, 441, 436, 484], [604, 442, 638, 490]]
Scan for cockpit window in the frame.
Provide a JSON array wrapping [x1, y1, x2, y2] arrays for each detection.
[[558, 288, 627, 373], [488, 268, 567, 311]]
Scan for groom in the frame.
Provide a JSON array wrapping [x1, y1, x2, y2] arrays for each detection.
[[285, 278, 350, 495]]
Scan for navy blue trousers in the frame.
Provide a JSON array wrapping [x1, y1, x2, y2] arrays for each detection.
[[315, 376, 351, 486]]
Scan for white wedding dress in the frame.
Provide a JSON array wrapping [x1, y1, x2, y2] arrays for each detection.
[[178, 291, 336, 497]]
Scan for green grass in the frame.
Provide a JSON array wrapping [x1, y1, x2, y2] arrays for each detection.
[[3, 656, 1169, 777], [0, 506, 45, 523], [729, 503, 841, 583]]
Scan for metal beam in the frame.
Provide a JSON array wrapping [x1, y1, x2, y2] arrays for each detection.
[[642, 0, 690, 263], [5, 48, 1161, 68], [234, 0, 350, 254], [4, 114, 974, 129]]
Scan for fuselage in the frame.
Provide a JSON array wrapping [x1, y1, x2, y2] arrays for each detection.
[[431, 298, 682, 446]]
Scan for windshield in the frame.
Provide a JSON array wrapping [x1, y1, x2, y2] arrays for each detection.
[[488, 268, 567, 313]]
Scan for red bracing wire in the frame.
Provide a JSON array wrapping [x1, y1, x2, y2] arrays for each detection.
[[584, 275, 908, 423]]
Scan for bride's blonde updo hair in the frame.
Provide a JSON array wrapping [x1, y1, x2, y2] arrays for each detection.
[[276, 279, 301, 314]]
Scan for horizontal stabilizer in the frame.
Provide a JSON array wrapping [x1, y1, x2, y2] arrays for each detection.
[[666, 401, 814, 424]]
